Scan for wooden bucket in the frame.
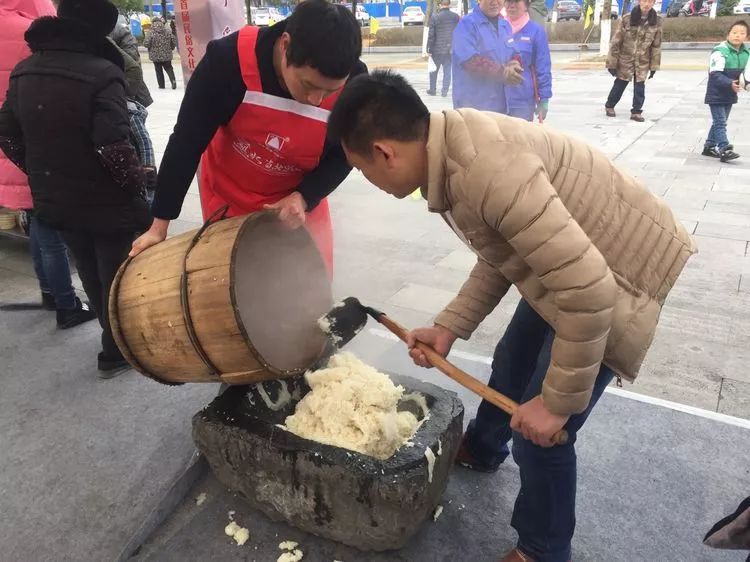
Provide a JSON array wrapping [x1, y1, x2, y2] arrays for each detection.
[[109, 211, 333, 385]]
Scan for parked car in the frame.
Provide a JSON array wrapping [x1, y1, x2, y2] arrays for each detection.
[[402, 6, 425, 26], [344, 4, 371, 26], [251, 7, 270, 26], [734, 0, 750, 14], [553, 0, 582, 20]]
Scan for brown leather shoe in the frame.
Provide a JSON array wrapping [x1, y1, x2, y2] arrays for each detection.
[[605, 107, 616, 117], [499, 548, 537, 562], [630, 113, 645, 122]]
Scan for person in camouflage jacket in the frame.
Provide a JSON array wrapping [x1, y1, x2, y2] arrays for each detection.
[[604, 0, 662, 122]]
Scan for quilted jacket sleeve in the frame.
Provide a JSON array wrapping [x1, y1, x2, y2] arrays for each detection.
[[435, 257, 512, 339], [465, 145, 618, 415]]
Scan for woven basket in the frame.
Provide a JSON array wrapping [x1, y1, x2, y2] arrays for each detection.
[[0, 209, 19, 230]]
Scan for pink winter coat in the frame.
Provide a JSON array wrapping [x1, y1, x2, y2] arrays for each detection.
[[0, 0, 55, 210]]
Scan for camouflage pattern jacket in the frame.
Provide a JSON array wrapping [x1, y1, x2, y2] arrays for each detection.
[[606, 11, 662, 83]]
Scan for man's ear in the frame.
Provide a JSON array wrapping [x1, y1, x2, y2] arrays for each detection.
[[279, 32, 291, 55], [373, 141, 395, 165]]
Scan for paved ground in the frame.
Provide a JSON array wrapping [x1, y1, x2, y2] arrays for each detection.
[[1, 50, 749, 561], [134, 344, 750, 562]]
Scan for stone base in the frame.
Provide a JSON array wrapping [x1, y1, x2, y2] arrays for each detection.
[[192, 375, 464, 551]]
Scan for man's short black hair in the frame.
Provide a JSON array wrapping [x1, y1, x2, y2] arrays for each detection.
[[728, 19, 749, 34], [285, 0, 362, 79], [328, 70, 430, 155]]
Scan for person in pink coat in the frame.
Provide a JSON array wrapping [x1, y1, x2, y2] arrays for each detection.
[[0, 0, 96, 328]]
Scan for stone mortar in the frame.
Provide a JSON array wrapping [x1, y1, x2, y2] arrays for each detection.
[[192, 374, 464, 551]]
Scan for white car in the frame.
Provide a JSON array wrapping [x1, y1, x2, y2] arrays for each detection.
[[734, 0, 750, 14], [402, 6, 425, 26], [345, 4, 371, 26], [251, 7, 271, 26]]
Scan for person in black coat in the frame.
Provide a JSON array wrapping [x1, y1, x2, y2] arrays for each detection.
[[0, 0, 150, 377], [426, 0, 460, 97]]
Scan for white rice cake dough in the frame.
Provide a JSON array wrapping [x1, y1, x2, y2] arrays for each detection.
[[277, 549, 304, 562], [284, 352, 427, 460], [224, 521, 250, 546]]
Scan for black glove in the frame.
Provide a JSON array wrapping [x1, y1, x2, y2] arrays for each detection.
[[649, 70, 656, 79], [608, 68, 617, 77]]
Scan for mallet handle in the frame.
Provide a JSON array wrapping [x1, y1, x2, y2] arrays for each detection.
[[374, 314, 569, 446]]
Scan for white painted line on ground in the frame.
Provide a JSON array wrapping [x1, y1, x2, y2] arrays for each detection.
[[604, 387, 750, 430], [367, 328, 750, 430]]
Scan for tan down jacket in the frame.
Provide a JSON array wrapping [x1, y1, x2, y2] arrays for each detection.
[[425, 109, 695, 416]]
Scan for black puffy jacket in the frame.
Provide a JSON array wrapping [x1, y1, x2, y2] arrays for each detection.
[[0, 17, 150, 234], [109, 22, 140, 64], [427, 8, 460, 56]]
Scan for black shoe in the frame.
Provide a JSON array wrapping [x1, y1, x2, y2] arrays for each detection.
[[171, 81, 177, 90], [56, 297, 97, 329], [720, 149, 740, 162], [454, 434, 501, 473], [702, 146, 722, 158], [97, 352, 130, 379], [441, 92, 449, 97], [426, 90, 436, 96], [41, 292, 56, 311]]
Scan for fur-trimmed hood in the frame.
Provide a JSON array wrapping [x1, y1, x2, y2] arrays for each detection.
[[24, 16, 124, 70], [630, 5, 658, 26]]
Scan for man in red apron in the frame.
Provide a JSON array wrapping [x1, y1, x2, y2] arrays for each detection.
[[130, 0, 366, 272]]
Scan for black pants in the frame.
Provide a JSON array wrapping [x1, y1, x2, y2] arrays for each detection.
[[61, 231, 134, 360], [605, 78, 646, 114], [154, 61, 176, 89], [429, 53, 453, 95]]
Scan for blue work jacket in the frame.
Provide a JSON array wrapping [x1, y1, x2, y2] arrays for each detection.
[[504, 18, 552, 110], [452, 6, 513, 113]]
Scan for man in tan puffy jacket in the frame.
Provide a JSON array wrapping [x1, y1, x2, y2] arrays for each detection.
[[328, 70, 696, 562]]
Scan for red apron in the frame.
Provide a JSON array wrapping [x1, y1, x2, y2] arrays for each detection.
[[199, 25, 339, 271]]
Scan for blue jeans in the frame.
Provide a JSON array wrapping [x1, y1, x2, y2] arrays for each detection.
[[464, 300, 615, 562], [428, 53, 452, 95], [29, 214, 76, 310], [706, 104, 733, 150]]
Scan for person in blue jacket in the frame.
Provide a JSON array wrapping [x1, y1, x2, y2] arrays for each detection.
[[451, 0, 524, 113], [504, 0, 552, 121]]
